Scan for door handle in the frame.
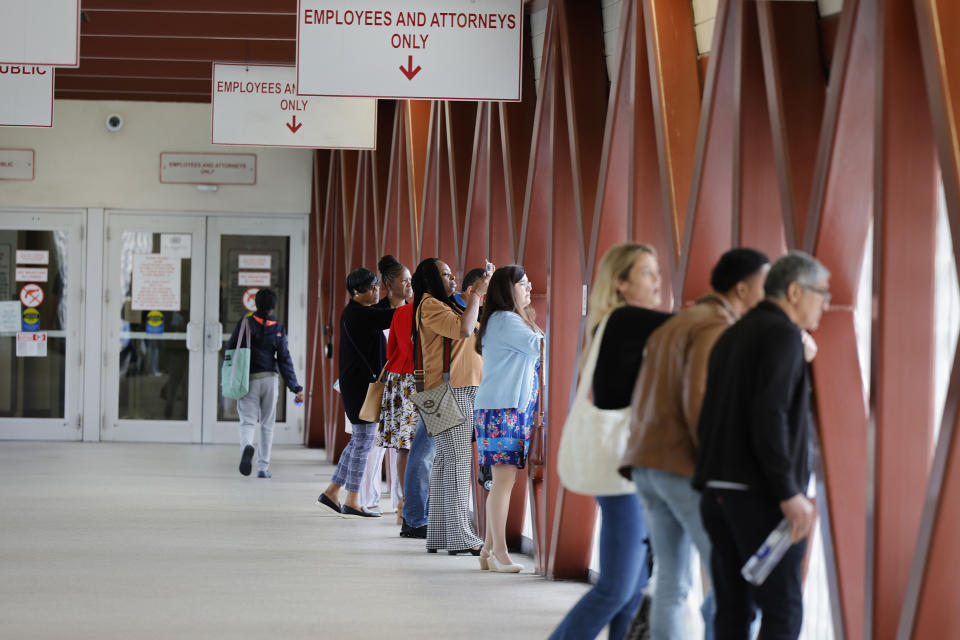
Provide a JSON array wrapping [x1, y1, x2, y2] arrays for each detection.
[[186, 322, 203, 352], [205, 322, 224, 352]]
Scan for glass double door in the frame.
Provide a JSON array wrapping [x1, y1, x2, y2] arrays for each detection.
[[101, 213, 307, 444], [0, 211, 84, 440]]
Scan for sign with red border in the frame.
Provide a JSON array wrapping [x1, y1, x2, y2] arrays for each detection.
[[212, 63, 377, 149], [159, 153, 257, 185], [19, 283, 43, 308], [0, 66, 54, 128], [296, 0, 523, 101], [242, 288, 259, 312], [0, 1, 80, 67]]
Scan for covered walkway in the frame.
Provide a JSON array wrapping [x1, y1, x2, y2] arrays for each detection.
[[0, 442, 587, 639]]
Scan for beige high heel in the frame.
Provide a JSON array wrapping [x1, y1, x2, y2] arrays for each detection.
[[478, 556, 490, 570], [487, 554, 523, 573]]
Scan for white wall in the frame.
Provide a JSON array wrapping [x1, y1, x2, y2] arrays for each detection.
[[0, 100, 313, 214]]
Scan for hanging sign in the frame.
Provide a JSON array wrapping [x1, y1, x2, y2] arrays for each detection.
[[0, 301, 20, 332], [0, 0, 80, 66], [238, 255, 272, 269], [19, 283, 43, 308], [16, 331, 47, 356], [242, 288, 259, 313], [238, 271, 271, 287], [21, 307, 39, 332], [159, 153, 257, 185], [212, 64, 377, 149], [16, 267, 47, 282], [131, 254, 181, 311], [0, 148, 35, 180], [160, 234, 192, 259], [296, 0, 523, 101], [145, 310, 165, 335], [16, 249, 48, 264], [0, 66, 54, 127]]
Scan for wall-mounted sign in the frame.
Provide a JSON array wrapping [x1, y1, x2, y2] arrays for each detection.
[[0, 66, 54, 127], [145, 310, 165, 335], [242, 288, 259, 313], [159, 153, 257, 185], [238, 255, 272, 269], [21, 307, 39, 332], [160, 233, 192, 259], [18, 283, 43, 308], [296, 0, 523, 101], [212, 63, 377, 149], [16, 249, 48, 264], [16, 267, 47, 282], [131, 255, 181, 311], [0, 148, 35, 180], [0, 301, 20, 332], [16, 331, 47, 356], [238, 271, 271, 287], [0, 1, 80, 66]]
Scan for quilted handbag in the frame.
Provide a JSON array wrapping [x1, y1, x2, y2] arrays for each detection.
[[556, 313, 636, 496], [409, 315, 465, 437]]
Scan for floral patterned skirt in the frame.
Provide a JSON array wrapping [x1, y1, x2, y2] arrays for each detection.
[[474, 364, 540, 468], [376, 372, 418, 450]]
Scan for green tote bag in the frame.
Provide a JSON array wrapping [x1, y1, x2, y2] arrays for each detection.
[[221, 316, 251, 399]]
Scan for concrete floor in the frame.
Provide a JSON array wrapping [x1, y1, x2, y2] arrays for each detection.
[[0, 442, 588, 640]]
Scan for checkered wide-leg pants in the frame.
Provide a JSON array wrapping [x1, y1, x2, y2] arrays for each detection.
[[426, 386, 483, 551]]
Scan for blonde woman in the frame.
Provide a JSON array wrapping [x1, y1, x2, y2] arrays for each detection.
[[550, 243, 672, 640]]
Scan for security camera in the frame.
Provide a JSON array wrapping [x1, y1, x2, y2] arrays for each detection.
[[105, 114, 124, 132]]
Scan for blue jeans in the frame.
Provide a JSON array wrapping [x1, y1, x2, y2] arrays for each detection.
[[632, 467, 715, 640], [401, 417, 435, 528], [549, 493, 650, 640]]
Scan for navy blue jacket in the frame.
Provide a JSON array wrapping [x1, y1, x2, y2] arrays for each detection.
[[226, 314, 302, 393]]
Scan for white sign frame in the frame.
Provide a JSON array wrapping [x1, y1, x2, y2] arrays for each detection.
[[159, 152, 257, 185], [0, 1, 80, 67], [15, 267, 47, 282], [0, 66, 54, 128], [0, 148, 36, 180], [131, 254, 182, 311], [211, 63, 377, 149], [296, 0, 523, 101]]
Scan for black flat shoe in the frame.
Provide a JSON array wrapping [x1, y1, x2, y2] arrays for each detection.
[[448, 547, 482, 556], [400, 522, 428, 539], [315, 493, 341, 515], [427, 548, 438, 554], [238, 445, 254, 476], [341, 504, 381, 519]]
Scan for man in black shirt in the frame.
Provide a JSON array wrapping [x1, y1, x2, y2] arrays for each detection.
[[693, 251, 830, 640]]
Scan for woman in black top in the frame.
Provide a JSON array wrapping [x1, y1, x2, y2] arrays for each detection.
[[316, 268, 395, 518], [550, 243, 671, 640]]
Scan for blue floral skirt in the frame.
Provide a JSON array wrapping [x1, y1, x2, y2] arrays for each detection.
[[474, 364, 540, 468]]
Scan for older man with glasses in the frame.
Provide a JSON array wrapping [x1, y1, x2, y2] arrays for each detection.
[[693, 250, 830, 640]]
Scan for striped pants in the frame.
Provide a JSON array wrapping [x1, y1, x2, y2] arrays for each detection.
[[426, 386, 483, 551], [331, 422, 377, 493]]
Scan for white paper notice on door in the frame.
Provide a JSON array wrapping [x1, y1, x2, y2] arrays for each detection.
[[160, 234, 191, 259], [16, 331, 47, 357], [15, 267, 47, 282], [0, 301, 20, 332], [131, 254, 181, 311], [238, 254, 271, 269], [238, 271, 271, 286]]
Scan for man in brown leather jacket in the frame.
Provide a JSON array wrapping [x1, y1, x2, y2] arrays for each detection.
[[618, 248, 769, 640]]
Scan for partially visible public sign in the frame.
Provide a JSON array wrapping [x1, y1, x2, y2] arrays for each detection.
[[16, 331, 46, 357], [131, 255, 181, 311], [0, 148, 35, 180], [160, 153, 257, 185], [296, 0, 523, 101], [0, 66, 53, 127], [212, 64, 377, 149], [0, 0, 80, 66]]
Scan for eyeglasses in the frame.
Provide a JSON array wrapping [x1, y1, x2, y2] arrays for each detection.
[[518, 280, 533, 290], [801, 283, 831, 305]]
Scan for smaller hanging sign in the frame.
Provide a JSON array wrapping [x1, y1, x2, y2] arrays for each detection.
[[16, 267, 47, 282], [238, 254, 271, 269], [16, 331, 47, 357], [238, 271, 271, 287], [16, 250, 48, 264]]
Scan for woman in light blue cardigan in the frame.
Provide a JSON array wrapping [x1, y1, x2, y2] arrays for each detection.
[[473, 265, 543, 573]]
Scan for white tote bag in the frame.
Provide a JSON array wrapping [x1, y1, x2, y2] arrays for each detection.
[[556, 314, 637, 496]]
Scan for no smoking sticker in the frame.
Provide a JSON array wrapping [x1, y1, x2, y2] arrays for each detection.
[[19, 283, 43, 307], [242, 288, 259, 313]]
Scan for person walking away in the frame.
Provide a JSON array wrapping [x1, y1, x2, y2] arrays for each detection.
[[316, 268, 395, 518], [473, 265, 543, 573], [693, 251, 830, 640], [228, 288, 304, 478], [619, 248, 770, 639], [550, 243, 672, 640]]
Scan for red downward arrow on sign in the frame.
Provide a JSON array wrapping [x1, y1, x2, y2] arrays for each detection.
[[400, 56, 422, 81], [286, 115, 303, 133]]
